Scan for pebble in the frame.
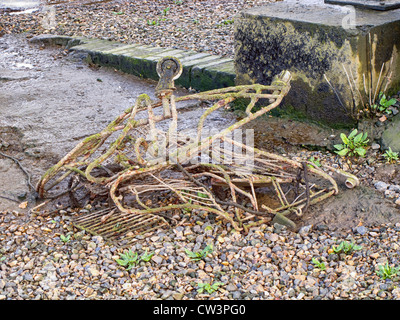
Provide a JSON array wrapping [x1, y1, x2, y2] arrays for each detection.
[[1, 0, 400, 301], [0, 0, 270, 59], [371, 143, 381, 150], [355, 226, 368, 235], [0, 209, 399, 300], [374, 181, 389, 192], [298, 225, 312, 236]]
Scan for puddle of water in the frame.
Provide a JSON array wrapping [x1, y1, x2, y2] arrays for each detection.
[[15, 62, 34, 69], [0, 0, 114, 7], [0, 0, 41, 14], [0, 0, 41, 8], [0, 0, 115, 14]]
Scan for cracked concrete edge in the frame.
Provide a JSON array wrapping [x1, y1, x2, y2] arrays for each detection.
[[30, 34, 236, 92]]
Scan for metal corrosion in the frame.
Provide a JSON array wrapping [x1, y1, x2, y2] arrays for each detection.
[[36, 56, 359, 240]]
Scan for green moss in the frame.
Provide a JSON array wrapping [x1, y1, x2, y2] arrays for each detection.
[[191, 66, 235, 91], [234, 14, 366, 128], [228, 97, 251, 112], [82, 133, 101, 143]]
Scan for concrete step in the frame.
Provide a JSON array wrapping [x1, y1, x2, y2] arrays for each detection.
[[30, 34, 235, 92]]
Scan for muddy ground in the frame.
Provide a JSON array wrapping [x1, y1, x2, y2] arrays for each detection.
[[0, 33, 239, 210], [1, 34, 400, 233]]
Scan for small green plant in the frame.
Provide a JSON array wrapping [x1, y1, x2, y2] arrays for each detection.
[[197, 191, 208, 199], [0, 254, 6, 262], [334, 129, 369, 157], [312, 257, 326, 271], [372, 92, 397, 114], [113, 222, 122, 231], [185, 244, 213, 261], [116, 249, 155, 270], [116, 249, 139, 270], [307, 156, 321, 168], [112, 11, 124, 15], [162, 7, 170, 16], [140, 249, 155, 262], [219, 19, 234, 26], [376, 262, 400, 280], [60, 234, 71, 243], [383, 147, 399, 164], [182, 196, 192, 214], [331, 241, 362, 255], [147, 19, 159, 26], [197, 281, 224, 294]]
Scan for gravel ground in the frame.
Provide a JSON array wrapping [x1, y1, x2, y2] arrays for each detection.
[[0, 0, 274, 58], [2, 0, 400, 302], [2, 208, 400, 301]]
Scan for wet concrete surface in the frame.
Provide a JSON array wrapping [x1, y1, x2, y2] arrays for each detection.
[[0, 34, 236, 211]]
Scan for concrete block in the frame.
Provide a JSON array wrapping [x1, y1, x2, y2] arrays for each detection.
[[191, 61, 235, 91], [180, 52, 210, 62], [102, 44, 143, 54], [234, 0, 400, 127], [30, 34, 75, 47], [181, 55, 221, 68], [71, 39, 125, 52], [34, 34, 236, 92]]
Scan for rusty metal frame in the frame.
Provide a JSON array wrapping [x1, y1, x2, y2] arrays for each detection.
[[36, 57, 359, 238]]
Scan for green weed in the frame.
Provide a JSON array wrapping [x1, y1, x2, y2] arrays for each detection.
[[162, 7, 170, 16], [116, 249, 139, 270], [376, 262, 400, 280], [307, 156, 321, 168], [312, 257, 326, 271], [185, 244, 213, 261], [218, 19, 234, 26], [372, 92, 397, 114], [116, 249, 155, 270], [140, 249, 155, 262], [197, 281, 224, 294], [334, 129, 369, 157], [147, 20, 159, 26], [60, 234, 71, 243], [383, 147, 399, 164], [331, 240, 362, 255], [197, 192, 208, 199]]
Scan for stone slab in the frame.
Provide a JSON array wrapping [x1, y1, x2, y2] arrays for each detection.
[[191, 61, 236, 90], [30, 34, 235, 93], [381, 113, 400, 152]]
